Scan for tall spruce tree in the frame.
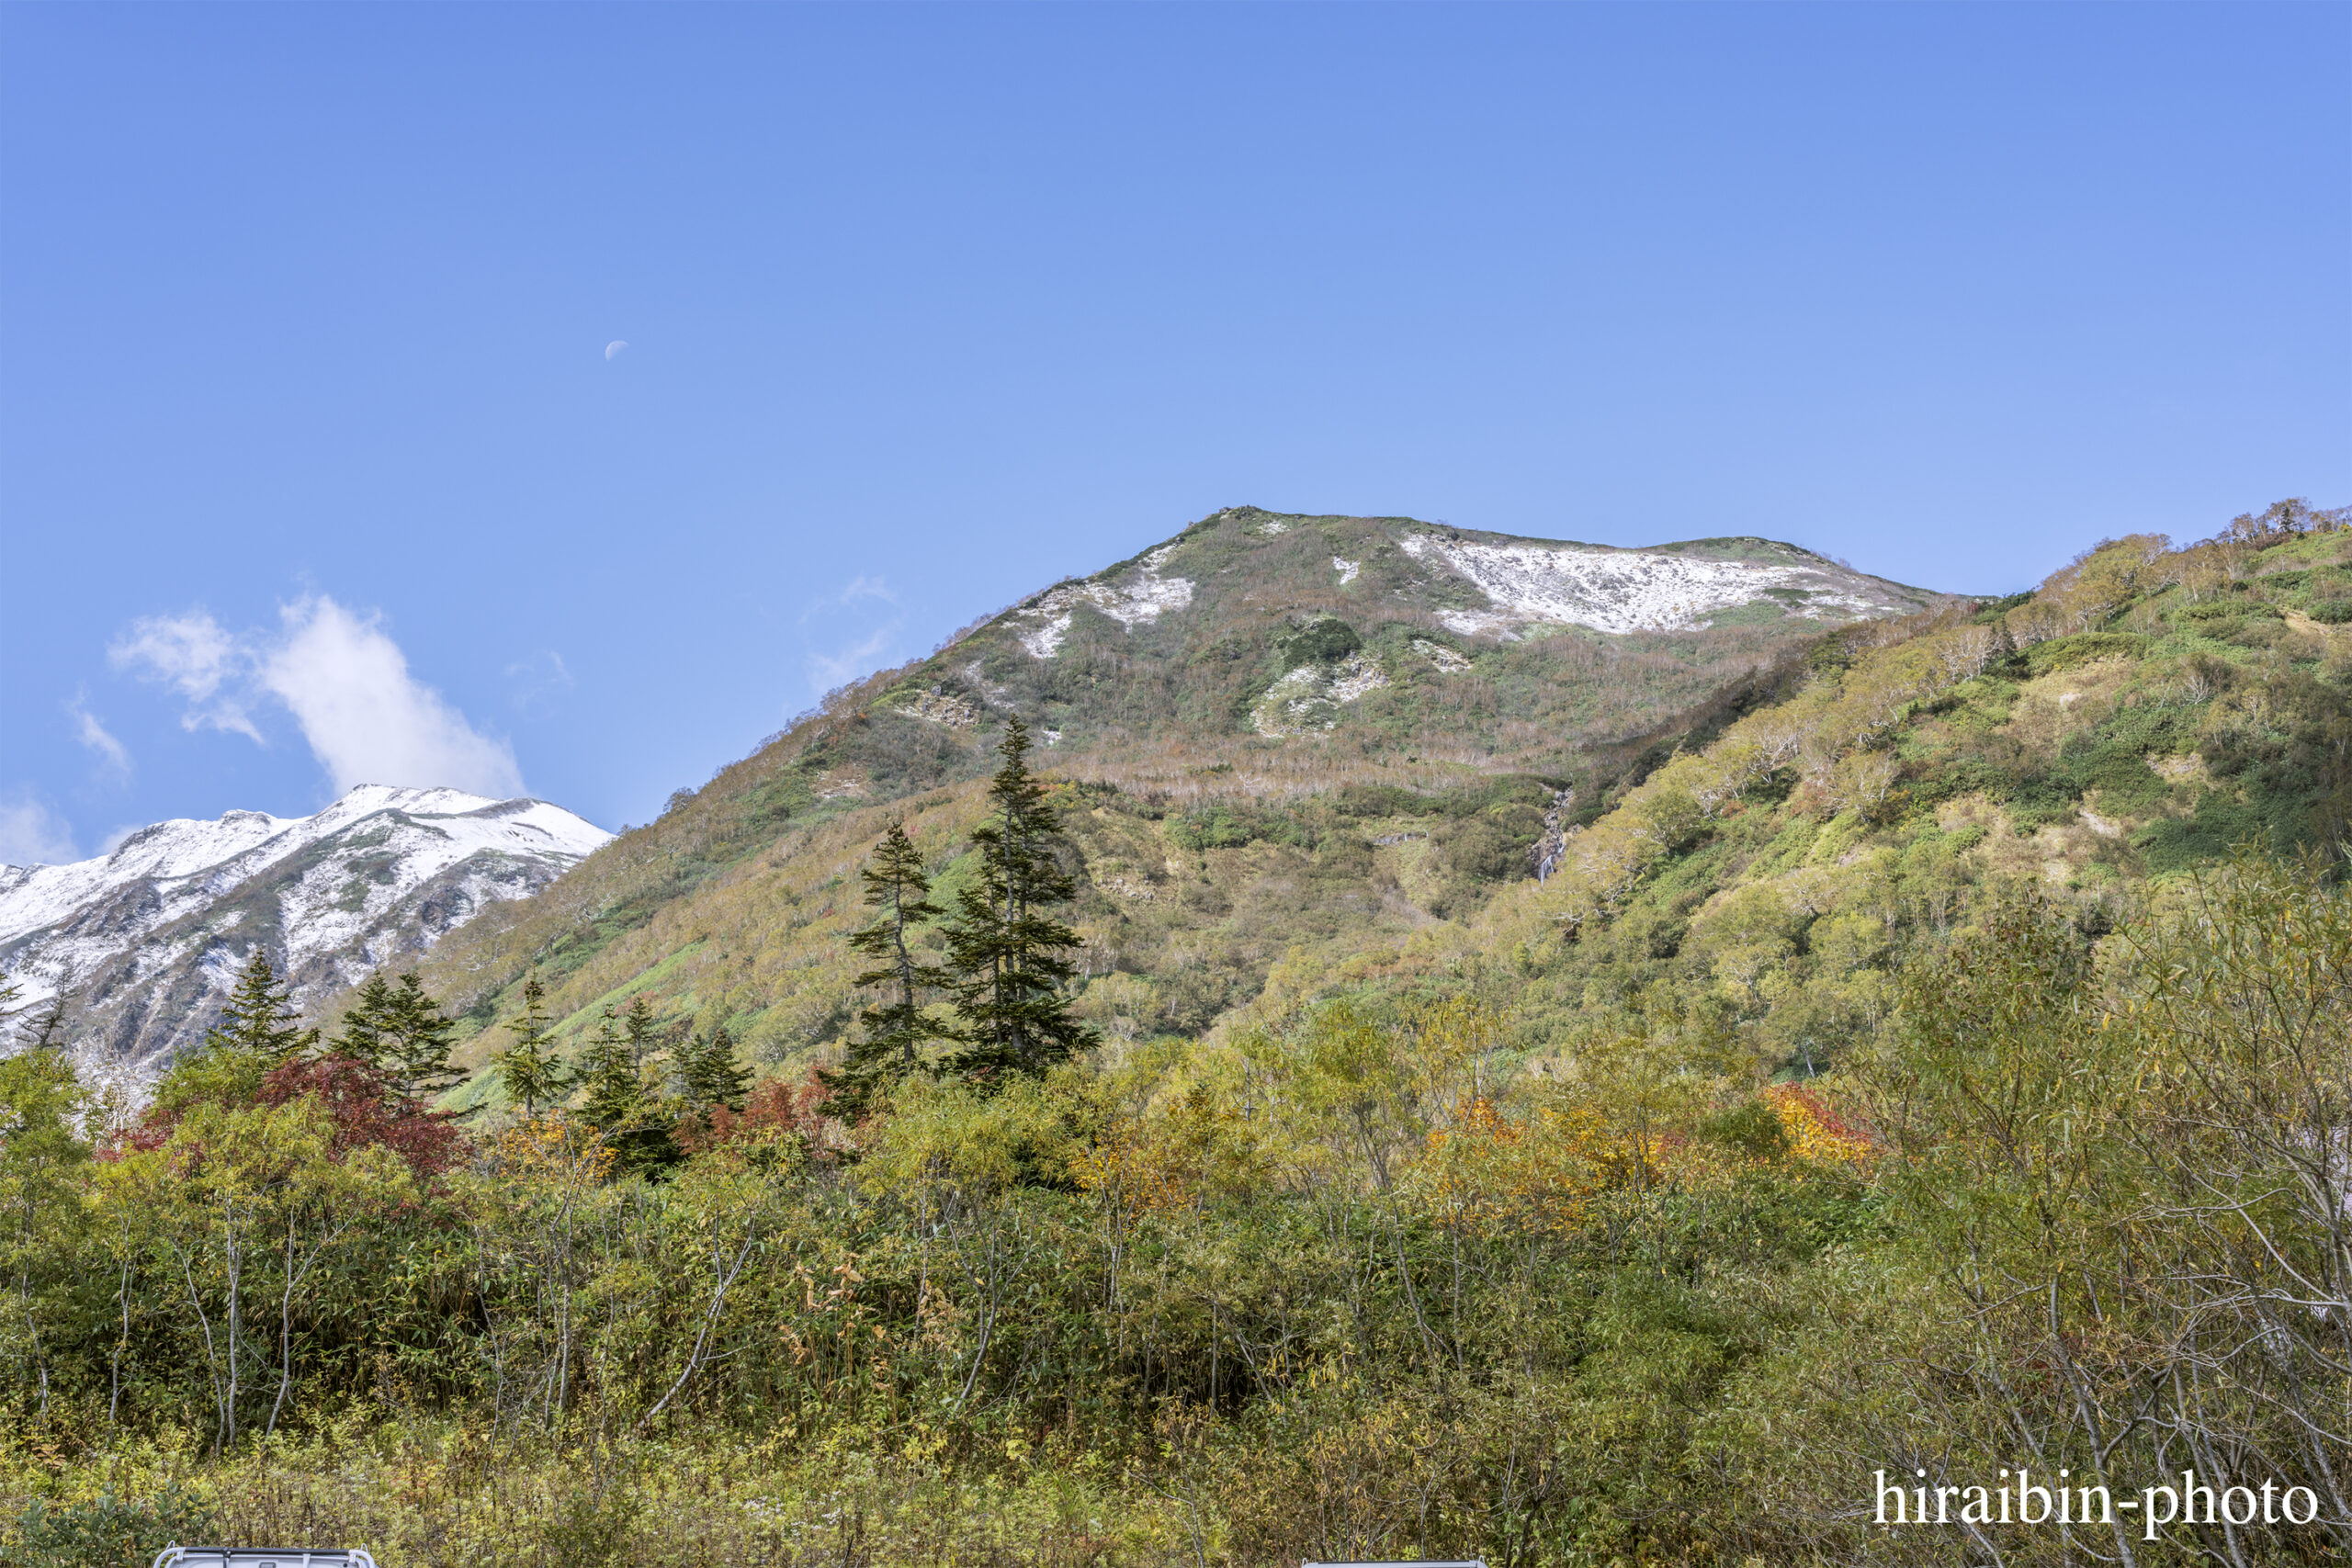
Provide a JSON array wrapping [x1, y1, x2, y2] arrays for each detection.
[[822, 821, 952, 1119], [204, 949, 319, 1065], [382, 973, 463, 1100], [334, 971, 462, 1102], [489, 976, 569, 1117], [619, 994, 659, 1069], [336, 974, 399, 1065], [578, 1004, 679, 1175], [676, 1025, 750, 1113], [941, 718, 1097, 1081]]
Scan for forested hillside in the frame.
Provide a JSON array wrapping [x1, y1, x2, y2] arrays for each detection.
[[3, 500, 2348, 1567], [402, 506, 1949, 1084]]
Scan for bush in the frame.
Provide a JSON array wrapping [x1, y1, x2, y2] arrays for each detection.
[[2018, 631, 2147, 675], [13, 1487, 211, 1568], [1275, 615, 1361, 667]]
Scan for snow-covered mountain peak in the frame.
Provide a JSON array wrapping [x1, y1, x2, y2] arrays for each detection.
[[0, 784, 612, 1075]]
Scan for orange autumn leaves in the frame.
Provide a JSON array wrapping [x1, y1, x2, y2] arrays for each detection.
[[1412, 1085, 1867, 1235], [1761, 1083, 1871, 1168], [1071, 1000, 1872, 1235]]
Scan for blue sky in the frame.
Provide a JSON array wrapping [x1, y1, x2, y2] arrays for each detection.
[[4, 3, 2346, 858]]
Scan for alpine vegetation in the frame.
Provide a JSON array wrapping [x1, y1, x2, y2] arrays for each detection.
[[2, 501, 2348, 1566]]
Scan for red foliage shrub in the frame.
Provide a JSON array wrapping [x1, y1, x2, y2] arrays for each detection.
[[674, 1067, 846, 1160], [104, 1118, 173, 1160], [257, 1055, 469, 1177]]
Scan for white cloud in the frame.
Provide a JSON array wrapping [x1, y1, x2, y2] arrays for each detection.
[[259, 597, 525, 797], [800, 576, 904, 697], [0, 797, 78, 868], [110, 595, 525, 800], [806, 624, 900, 696], [504, 649, 575, 713], [67, 692, 131, 782], [798, 577, 900, 623], [108, 610, 262, 739]]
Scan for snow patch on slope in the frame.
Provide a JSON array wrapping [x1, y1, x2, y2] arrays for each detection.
[[1252, 654, 1391, 736], [1412, 637, 1472, 673], [1014, 546, 1195, 659], [1396, 535, 1911, 637]]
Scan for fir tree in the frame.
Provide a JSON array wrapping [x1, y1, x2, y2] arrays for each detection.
[[676, 1024, 749, 1113], [204, 949, 319, 1065], [335, 971, 463, 1102], [620, 994, 660, 1069], [489, 976, 570, 1117], [941, 718, 1098, 1081], [821, 821, 951, 1119], [578, 1004, 678, 1176], [336, 974, 399, 1065], [382, 972, 464, 1100]]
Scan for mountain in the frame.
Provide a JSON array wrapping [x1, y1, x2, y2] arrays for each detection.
[[0, 784, 610, 1077], [870, 506, 1944, 769], [409, 507, 2339, 1100], [0, 508, 1968, 1087], [1453, 517, 2352, 1076], [384, 507, 1960, 1087]]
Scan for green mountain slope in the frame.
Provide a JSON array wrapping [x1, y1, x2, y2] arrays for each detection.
[[1377, 513, 2352, 1077], [404, 506, 2352, 1100], [400, 506, 1953, 1077]]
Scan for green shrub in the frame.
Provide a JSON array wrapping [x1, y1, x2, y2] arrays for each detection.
[[1700, 1098, 1792, 1159], [2019, 632, 2147, 675], [1275, 615, 1362, 667], [13, 1487, 211, 1568]]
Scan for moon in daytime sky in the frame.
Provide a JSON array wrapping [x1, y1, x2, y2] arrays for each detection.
[[605, 340, 628, 360]]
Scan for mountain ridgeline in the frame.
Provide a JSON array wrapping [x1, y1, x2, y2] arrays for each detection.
[[405, 507, 1954, 1077]]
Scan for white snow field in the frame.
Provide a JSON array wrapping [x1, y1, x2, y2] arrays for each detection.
[[1396, 534, 1917, 637], [1015, 545, 1195, 659]]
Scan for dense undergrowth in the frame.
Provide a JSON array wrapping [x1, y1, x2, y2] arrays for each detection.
[[4, 852, 2347, 1564]]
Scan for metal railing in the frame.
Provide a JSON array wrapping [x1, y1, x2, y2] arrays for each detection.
[[152, 1551, 379, 1568]]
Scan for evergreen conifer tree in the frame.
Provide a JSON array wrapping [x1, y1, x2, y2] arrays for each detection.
[[336, 971, 463, 1102], [620, 994, 659, 1069], [382, 972, 463, 1100], [578, 1004, 678, 1175], [204, 950, 319, 1065], [676, 1025, 750, 1112], [941, 718, 1098, 1081], [26, 998, 65, 1052], [0, 978, 62, 1053], [489, 976, 569, 1117], [336, 973, 398, 1065], [821, 821, 951, 1119]]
